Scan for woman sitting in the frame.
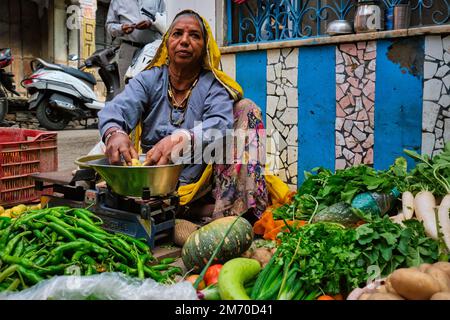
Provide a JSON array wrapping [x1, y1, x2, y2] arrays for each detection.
[[98, 10, 289, 228]]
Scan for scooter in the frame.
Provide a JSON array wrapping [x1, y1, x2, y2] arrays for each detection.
[[21, 46, 120, 130], [0, 48, 20, 124]]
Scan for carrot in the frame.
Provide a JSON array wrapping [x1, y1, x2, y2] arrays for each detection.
[[317, 295, 335, 300]]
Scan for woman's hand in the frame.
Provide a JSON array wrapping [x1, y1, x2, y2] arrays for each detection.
[[145, 130, 191, 165], [105, 132, 139, 165]]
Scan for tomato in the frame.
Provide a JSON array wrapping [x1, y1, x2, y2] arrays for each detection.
[[317, 295, 335, 300], [185, 274, 205, 290], [204, 264, 223, 286]]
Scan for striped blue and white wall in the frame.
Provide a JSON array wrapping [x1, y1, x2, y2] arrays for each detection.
[[221, 35, 450, 188]]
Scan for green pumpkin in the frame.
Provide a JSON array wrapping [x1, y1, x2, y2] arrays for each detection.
[[181, 216, 254, 272]]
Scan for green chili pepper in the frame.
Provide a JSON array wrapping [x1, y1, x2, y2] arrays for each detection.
[[150, 264, 170, 271], [70, 228, 107, 246], [137, 254, 145, 279], [47, 222, 77, 241], [17, 265, 44, 285], [4, 231, 32, 255], [114, 262, 137, 275], [159, 257, 177, 265], [12, 238, 25, 257], [0, 264, 18, 283], [116, 233, 149, 252], [45, 214, 73, 229], [50, 241, 94, 264], [143, 265, 164, 282], [6, 278, 20, 292]]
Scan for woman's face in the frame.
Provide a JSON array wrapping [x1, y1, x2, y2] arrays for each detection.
[[167, 16, 205, 68]]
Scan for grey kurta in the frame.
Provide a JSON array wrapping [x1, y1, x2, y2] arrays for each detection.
[[98, 65, 234, 184]]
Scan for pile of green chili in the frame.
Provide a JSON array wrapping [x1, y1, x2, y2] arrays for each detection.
[[0, 206, 181, 292]]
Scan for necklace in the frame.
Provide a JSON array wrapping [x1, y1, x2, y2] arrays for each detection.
[[168, 77, 199, 127], [168, 77, 199, 109]]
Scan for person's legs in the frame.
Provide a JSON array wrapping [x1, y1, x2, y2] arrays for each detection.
[[117, 42, 139, 91], [212, 98, 269, 220]]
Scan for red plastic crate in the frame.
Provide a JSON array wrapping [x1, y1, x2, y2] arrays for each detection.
[[0, 128, 58, 207]]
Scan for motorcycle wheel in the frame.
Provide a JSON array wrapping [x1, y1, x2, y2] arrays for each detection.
[[36, 98, 69, 130], [0, 89, 8, 123]]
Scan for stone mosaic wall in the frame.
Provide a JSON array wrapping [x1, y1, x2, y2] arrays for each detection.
[[266, 48, 299, 188], [422, 35, 450, 157], [335, 41, 376, 169]]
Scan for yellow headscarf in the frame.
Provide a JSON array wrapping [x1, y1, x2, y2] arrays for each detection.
[[133, 10, 292, 206]]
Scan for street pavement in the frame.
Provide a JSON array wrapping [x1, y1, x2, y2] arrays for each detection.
[[57, 129, 101, 171]]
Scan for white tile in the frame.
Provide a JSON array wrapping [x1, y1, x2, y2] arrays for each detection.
[[220, 54, 236, 80], [344, 119, 353, 132], [422, 132, 435, 156], [444, 119, 450, 143], [335, 118, 344, 130], [352, 126, 367, 141], [286, 87, 298, 107], [280, 149, 287, 163], [336, 64, 345, 73], [276, 86, 284, 96], [424, 79, 443, 101], [435, 128, 443, 139], [425, 35, 443, 60], [444, 52, 450, 65], [437, 120, 444, 129], [267, 82, 276, 95], [366, 41, 376, 52], [443, 35, 450, 53], [438, 95, 450, 108], [343, 148, 355, 160], [335, 159, 347, 169], [336, 73, 346, 84], [282, 68, 298, 87], [281, 107, 298, 125], [336, 49, 344, 64], [286, 126, 298, 145], [436, 138, 444, 149], [368, 60, 376, 71], [267, 49, 280, 65], [355, 65, 365, 79], [443, 74, 450, 90], [275, 63, 282, 78], [424, 61, 438, 79], [336, 131, 345, 146], [267, 65, 275, 81], [422, 101, 441, 132], [288, 163, 297, 179], [267, 96, 279, 118], [288, 146, 298, 164], [435, 65, 450, 78], [281, 48, 291, 59], [285, 48, 298, 68], [278, 96, 287, 111]]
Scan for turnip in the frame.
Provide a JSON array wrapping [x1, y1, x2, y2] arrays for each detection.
[[402, 191, 415, 219], [414, 191, 438, 240], [437, 194, 450, 252]]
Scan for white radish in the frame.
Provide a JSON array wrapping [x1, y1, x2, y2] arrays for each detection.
[[437, 194, 450, 252], [414, 191, 438, 240], [402, 191, 415, 219], [390, 212, 406, 226]]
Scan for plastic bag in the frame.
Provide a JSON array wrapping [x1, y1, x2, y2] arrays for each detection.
[[0, 272, 198, 300]]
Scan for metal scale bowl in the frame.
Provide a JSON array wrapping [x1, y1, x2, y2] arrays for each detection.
[[32, 155, 184, 248]]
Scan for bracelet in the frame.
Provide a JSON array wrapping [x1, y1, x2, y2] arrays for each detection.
[[104, 129, 128, 145]]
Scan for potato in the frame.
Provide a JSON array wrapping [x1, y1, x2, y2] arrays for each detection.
[[418, 263, 432, 273], [385, 277, 398, 295], [358, 293, 373, 300], [430, 292, 450, 300], [390, 268, 441, 300], [425, 266, 450, 292], [433, 262, 450, 278], [251, 248, 273, 268], [366, 292, 404, 300], [376, 285, 388, 293]]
